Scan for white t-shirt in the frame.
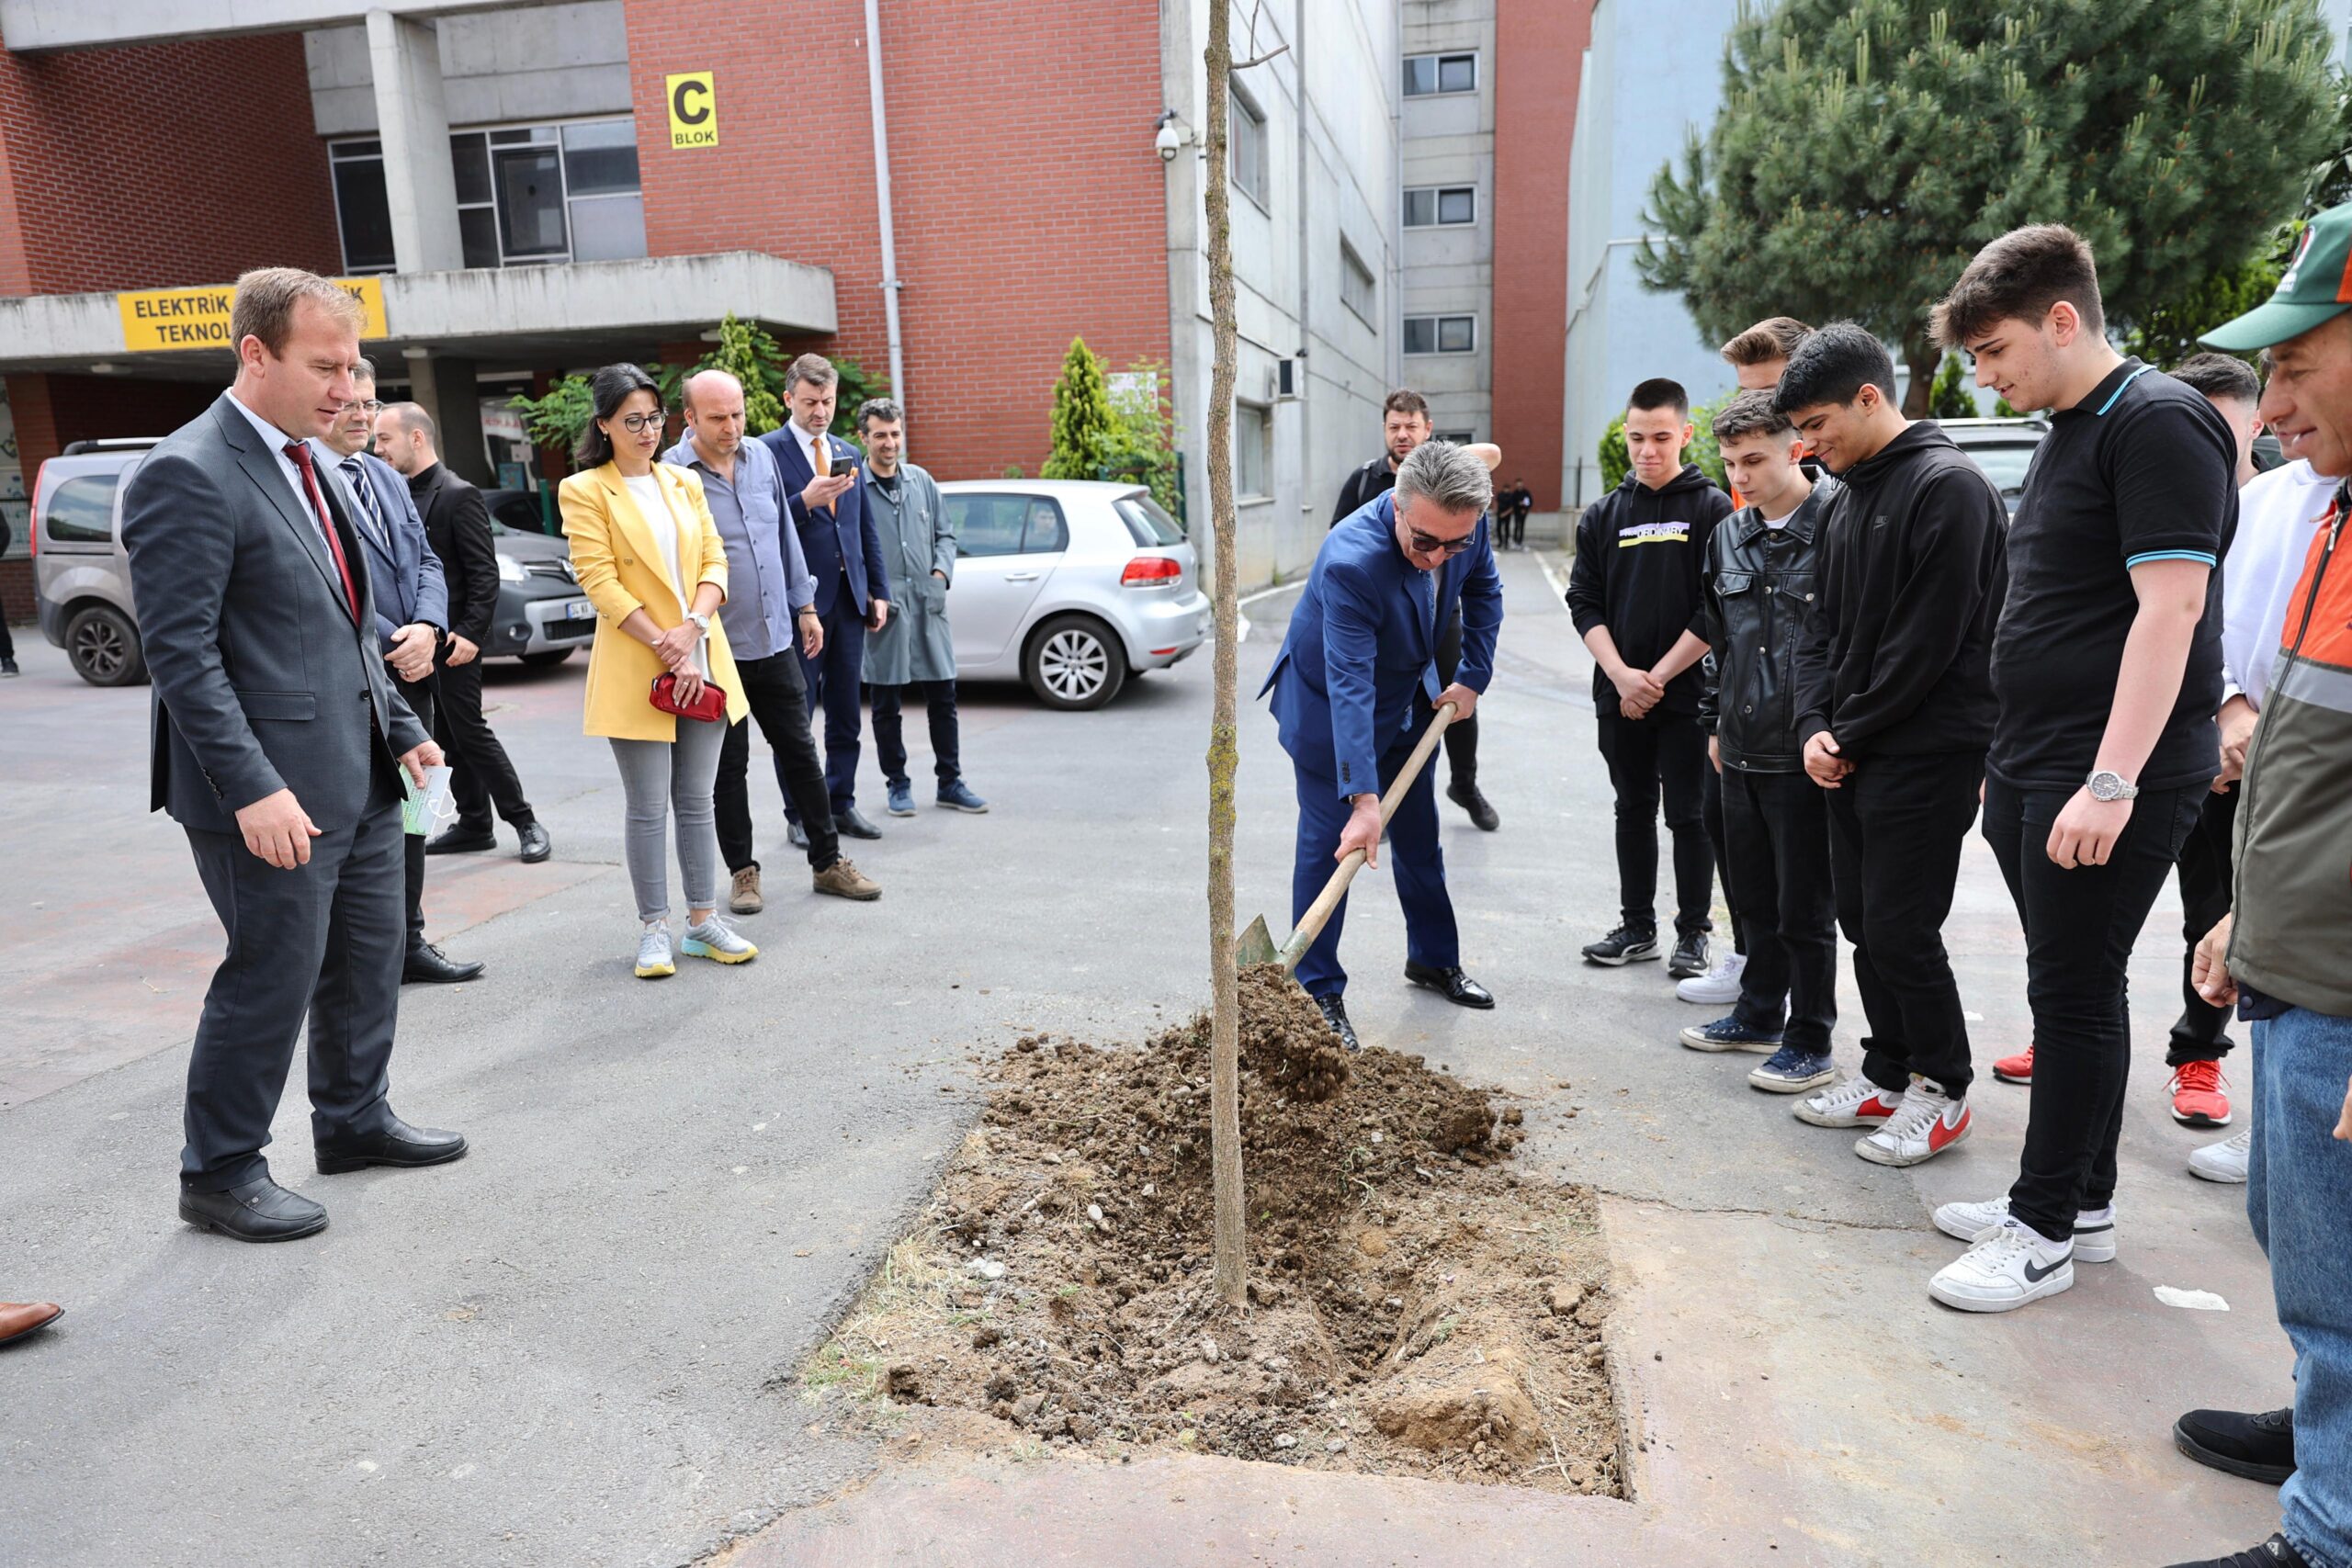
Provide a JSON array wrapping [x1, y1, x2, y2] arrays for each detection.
[[1760, 508, 1795, 530], [623, 471, 709, 676], [2223, 459, 2337, 709]]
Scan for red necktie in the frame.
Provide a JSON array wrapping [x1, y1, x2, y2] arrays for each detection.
[[283, 441, 362, 624]]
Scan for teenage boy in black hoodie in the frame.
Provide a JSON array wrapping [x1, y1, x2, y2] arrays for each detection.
[[1773, 324, 2008, 1172], [1567, 378, 1735, 977], [1687, 390, 1841, 1094]]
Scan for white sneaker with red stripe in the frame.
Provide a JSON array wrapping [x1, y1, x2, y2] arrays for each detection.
[[1793, 1076, 1905, 1129], [1855, 1078, 1971, 1167]]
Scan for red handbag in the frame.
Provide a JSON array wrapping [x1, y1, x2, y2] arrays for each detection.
[[649, 671, 728, 723]]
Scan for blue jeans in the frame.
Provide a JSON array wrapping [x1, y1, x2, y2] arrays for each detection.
[[1290, 710, 1458, 999], [2249, 1006, 2352, 1568]]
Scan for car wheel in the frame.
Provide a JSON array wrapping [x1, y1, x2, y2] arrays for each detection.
[[65, 604, 146, 687], [518, 649, 574, 667], [1023, 614, 1126, 711]]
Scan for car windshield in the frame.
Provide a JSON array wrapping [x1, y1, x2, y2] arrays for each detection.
[[1114, 492, 1186, 546]]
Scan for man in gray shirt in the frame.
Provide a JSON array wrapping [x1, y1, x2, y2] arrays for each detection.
[[666, 370, 879, 910]]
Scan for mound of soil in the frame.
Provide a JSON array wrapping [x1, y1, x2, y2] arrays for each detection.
[[801, 967, 1622, 1495]]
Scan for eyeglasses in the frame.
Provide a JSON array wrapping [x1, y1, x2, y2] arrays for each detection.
[[1408, 526, 1476, 556], [347, 399, 383, 415], [615, 411, 667, 434]]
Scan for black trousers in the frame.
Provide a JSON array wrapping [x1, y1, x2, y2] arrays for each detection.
[[180, 777, 406, 1190], [397, 673, 435, 950], [1826, 749, 1982, 1098], [717, 650, 839, 874], [1984, 775, 2205, 1244], [434, 656, 536, 834], [872, 679, 962, 788], [1594, 712, 1713, 935], [1704, 762, 1747, 953], [792, 594, 869, 817], [1434, 606, 1481, 789], [2167, 783, 2238, 1065], [1721, 767, 1838, 1052]]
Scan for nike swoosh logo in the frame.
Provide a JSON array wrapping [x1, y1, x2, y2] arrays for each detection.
[[2022, 1256, 2068, 1283], [1928, 1107, 1969, 1151]]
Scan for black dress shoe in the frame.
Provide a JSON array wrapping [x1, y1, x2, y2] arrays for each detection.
[[315, 1116, 469, 1176], [2175, 1406, 2296, 1484], [787, 821, 810, 849], [836, 806, 885, 840], [403, 943, 484, 985], [517, 822, 552, 863], [1446, 776, 1500, 832], [179, 1176, 328, 1242], [424, 826, 496, 855], [1405, 962, 1496, 1009], [1312, 992, 1362, 1053]]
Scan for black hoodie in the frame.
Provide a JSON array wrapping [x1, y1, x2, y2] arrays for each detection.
[[1791, 421, 2007, 759], [1566, 463, 1735, 717]]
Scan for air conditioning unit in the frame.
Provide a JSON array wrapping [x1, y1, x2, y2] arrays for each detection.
[[1272, 357, 1300, 400]]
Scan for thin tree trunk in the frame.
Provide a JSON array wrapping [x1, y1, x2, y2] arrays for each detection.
[[1203, 0, 1248, 1312], [1902, 334, 1939, 420]]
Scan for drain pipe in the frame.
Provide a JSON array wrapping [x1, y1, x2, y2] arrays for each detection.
[[863, 0, 910, 447]]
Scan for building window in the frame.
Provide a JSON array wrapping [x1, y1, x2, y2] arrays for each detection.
[[1403, 314, 1476, 355], [1340, 239, 1376, 325], [1435, 430, 1476, 446], [331, 117, 647, 275], [1403, 186, 1476, 228], [1403, 51, 1478, 97], [1236, 402, 1272, 499], [1230, 82, 1269, 209]]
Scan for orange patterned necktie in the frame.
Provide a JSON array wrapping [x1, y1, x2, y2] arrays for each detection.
[[810, 430, 831, 478]]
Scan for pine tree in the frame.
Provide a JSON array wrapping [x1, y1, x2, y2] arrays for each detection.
[[1042, 337, 1116, 480], [1928, 354, 1978, 420], [1639, 0, 2335, 414]]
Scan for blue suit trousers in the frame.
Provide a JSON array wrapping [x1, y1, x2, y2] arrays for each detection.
[[789, 594, 868, 817], [1291, 711, 1459, 998]]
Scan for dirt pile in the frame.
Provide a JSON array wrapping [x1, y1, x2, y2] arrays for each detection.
[[800, 969, 1622, 1494]]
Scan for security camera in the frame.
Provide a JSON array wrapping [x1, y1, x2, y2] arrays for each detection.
[[1155, 120, 1182, 162]]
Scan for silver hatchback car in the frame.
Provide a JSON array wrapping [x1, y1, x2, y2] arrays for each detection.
[[938, 479, 1210, 710]]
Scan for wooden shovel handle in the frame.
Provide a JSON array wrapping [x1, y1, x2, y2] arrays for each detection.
[[1278, 702, 1458, 974]]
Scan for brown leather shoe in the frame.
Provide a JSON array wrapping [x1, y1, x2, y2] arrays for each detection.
[[812, 857, 881, 901], [729, 864, 763, 915], [0, 1301, 63, 1346]]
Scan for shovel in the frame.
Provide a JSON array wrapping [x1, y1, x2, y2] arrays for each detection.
[[1237, 702, 1459, 974]]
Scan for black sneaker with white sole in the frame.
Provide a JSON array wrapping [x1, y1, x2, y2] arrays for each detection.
[[2163, 1533, 2312, 1568], [1667, 931, 1710, 979], [1580, 924, 1659, 965]]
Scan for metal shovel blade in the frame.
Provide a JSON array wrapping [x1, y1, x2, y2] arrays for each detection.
[[1235, 913, 1278, 969]]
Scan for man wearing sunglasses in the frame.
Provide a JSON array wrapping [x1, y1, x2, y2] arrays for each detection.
[[1261, 440, 1503, 1052]]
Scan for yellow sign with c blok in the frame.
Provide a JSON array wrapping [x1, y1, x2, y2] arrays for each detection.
[[668, 72, 718, 149]]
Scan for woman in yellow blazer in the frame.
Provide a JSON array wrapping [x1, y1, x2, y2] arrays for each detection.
[[560, 364, 758, 979]]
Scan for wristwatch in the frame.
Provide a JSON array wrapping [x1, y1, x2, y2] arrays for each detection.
[[2086, 769, 2139, 802], [685, 611, 712, 638]]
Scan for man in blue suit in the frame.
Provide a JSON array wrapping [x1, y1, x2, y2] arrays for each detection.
[[1261, 440, 1504, 1050], [318, 361, 482, 986], [761, 354, 894, 840]]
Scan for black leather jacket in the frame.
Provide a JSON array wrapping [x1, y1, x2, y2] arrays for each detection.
[[1700, 476, 1838, 773]]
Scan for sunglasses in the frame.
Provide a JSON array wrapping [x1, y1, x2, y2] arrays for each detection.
[[1408, 525, 1477, 556]]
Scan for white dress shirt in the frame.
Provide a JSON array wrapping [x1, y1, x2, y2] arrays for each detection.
[[224, 390, 314, 517], [2222, 459, 2338, 709]]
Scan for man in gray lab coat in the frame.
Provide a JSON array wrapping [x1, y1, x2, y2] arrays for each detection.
[[857, 399, 988, 817]]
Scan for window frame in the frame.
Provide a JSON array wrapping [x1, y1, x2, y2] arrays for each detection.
[[1403, 184, 1477, 229], [1402, 314, 1478, 356], [1339, 237, 1377, 326], [1235, 401, 1272, 501], [1229, 79, 1270, 211], [1402, 51, 1479, 97]]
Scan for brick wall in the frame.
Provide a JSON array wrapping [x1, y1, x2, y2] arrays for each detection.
[[622, 0, 1170, 480], [1491, 0, 1588, 512], [0, 28, 342, 296]]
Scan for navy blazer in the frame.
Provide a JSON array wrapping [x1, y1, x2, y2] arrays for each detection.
[[761, 423, 891, 620], [319, 445, 448, 651], [1259, 491, 1502, 795]]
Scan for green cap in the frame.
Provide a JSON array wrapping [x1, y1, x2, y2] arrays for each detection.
[[2203, 202, 2352, 352]]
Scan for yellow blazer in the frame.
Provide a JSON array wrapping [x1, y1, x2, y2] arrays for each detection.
[[560, 460, 751, 741]]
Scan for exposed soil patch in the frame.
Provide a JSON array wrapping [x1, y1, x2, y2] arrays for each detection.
[[800, 966, 1622, 1495]]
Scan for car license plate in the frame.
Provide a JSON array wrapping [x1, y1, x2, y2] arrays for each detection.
[[564, 598, 594, 620]]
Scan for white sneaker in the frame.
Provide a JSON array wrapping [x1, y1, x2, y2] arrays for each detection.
[[1932, 1196, 2116, 1263], [2188, 1127, 2252, 1184], [1676, 950, 1747, 1005], [1928, 1217, 2075, 1313], [634, 922, 675, 979], [681, 916, 759, 964], [1793, 1076, 1906, 1128], [1854, 1079, 1972, 1167]]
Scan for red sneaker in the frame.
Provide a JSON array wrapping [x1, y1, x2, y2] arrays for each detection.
[[1992, 1044, 2034, 1085], [2169, 1059, 2232, 1128]]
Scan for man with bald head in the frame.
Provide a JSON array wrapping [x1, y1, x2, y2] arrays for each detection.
[[665, 371, 879, 909]]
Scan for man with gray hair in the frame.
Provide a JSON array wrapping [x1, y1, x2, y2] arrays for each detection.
[[1261, 440, 1504, 1051]]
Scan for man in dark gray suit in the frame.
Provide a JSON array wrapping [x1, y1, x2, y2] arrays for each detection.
[[122, 268, 467, 1244], [318, 360, 482, 987]]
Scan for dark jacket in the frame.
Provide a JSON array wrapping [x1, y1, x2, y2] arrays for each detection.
[[1566, 463, 1735, 717], [1791, 422, 2007, 759], [408, 462, 499, 648], [1330, 453, 1399, 525], [1701, 475, 1840, 773], [762, 424, 890, 620], [327, 446, 448, 651]]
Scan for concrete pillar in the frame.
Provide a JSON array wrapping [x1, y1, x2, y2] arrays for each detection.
[[367, 10, 463, 275], [408, 354, 493, 486]]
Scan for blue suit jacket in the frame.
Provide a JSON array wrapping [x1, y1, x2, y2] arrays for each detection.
[[319, 445, 448, 652], [761, 424, 890, 620], [1260, 491, 1502, 795]]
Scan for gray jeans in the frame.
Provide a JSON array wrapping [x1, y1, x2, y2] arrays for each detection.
[[609, 716, 726, 922]]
